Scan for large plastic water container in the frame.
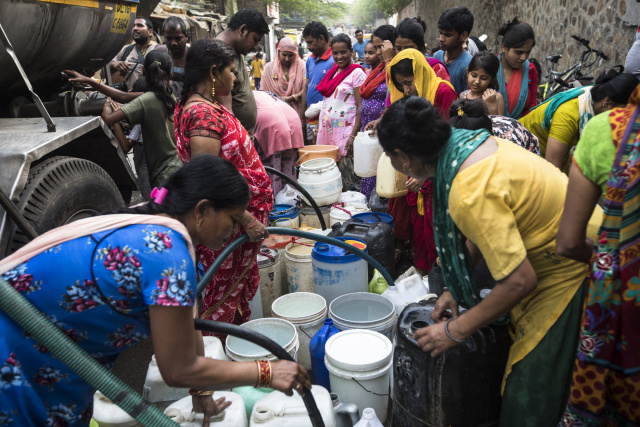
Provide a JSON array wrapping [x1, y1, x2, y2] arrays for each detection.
[[329, 292, 396, 340], [324, 330, 393, 423], [269, 204, 300, 228], [351, 212, 394, 226], [329, 203, 371, 226], [92, 391, 141, 427], [250, 385, 336, 427], [328, 219, 395, 280], [367, 188, 389, 214], [376, 154, 407, 198], [143, 337, 230, 407], [300, 204, 331, 230], [232, 386, 273, 421], [256, 246, 282, 317], [263, 234, 293, 286], [298, 158, 343, 206], [284, 239, 315, 293], [353, 132, 384, 178], [271, 292, 327, 371], [381, 274, 429, 316], [164, 392, 247, 426], [392, 299, 510, 427], [226, 318, 299, 362], [339, 191, 367, 205], [331, 393, 360, 427], [310, 318, 341, 390], [312, 237, 368, 306]]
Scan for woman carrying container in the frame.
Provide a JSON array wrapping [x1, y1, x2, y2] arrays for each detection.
[[174, 39, 273, 336], [0, 156, 310, 426], [376, 96, 602, 426]]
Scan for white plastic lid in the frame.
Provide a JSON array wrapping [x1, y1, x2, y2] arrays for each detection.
[[324, 329, 392, 372]]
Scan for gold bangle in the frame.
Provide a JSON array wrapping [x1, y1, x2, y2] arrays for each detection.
[[255, 360, 272, 388], [189, 388, 214, 396]]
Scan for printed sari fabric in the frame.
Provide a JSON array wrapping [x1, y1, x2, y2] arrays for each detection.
[[561, 84, 640, 426]]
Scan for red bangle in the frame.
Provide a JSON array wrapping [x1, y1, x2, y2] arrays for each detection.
[[255, 360, 272, 388], [245, 217, 258, 229]]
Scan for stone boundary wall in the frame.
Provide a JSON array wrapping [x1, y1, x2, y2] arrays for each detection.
[[398, 0, 635, 82]]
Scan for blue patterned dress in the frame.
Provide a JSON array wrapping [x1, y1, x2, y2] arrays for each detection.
[[0, 224, 196, 426]]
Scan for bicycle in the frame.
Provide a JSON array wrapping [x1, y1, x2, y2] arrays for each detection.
[[537, 35, 608, 102]]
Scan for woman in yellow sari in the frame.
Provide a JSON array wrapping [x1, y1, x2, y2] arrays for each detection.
[[377, 95, 603, 426]]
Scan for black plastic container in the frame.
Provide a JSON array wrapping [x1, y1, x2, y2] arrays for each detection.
[[328, 219, 395, 279], [368, 188, 389, 213], [392, 299, 510, 427]]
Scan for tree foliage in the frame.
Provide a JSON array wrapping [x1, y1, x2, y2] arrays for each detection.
[[374, 0, 409, 16], [261, 0, 348, 26]]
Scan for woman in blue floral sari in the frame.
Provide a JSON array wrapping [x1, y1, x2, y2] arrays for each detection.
[[0, 156, 310, 426]]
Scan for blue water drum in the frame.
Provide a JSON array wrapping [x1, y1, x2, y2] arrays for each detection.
[[351, 212, 394, 226], [312, 237, 368, 307]]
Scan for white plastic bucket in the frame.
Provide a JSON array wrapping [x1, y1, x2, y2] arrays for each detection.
[[329, 292, 396, 340], [324, 330, 393, 423], [339, 191, 368, 205], [226, 318, 299, 362], [284, 239, 315, 293], [329, 203, 371, 226], [298, 158, 343, 206], [164, 392, 247, 426], [250, 385, 336, 427], [271, 292, 328, 371], [256, 246, 282, 318], [300, 204, 331, 230]]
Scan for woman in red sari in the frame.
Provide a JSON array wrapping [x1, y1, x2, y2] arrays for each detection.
[[174, 39, 273, 338]]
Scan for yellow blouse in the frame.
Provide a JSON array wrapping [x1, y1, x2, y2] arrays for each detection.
[[519, 98, 580, 172], [449, 138, 602, 390]]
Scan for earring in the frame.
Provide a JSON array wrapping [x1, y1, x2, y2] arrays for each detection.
[[211, 78, 216, 98], [197, 219, 202, 226]]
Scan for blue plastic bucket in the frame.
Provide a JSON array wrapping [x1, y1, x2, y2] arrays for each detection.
[[269, 204, 299, 228]]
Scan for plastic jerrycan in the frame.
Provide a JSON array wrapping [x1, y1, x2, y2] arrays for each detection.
[[354, 408, 384, 427], [309, 318, 340, 390]]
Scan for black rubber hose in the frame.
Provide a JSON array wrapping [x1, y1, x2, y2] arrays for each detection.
[[0, 188, 38, 241], [263, 165, 327, 230], [194, 319, 325, 427]]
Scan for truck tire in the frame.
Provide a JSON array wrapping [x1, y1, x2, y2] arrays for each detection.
[[8, 156, 125, 253]]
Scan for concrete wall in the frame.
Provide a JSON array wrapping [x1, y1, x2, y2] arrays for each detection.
[[398, 0, 635, 80]]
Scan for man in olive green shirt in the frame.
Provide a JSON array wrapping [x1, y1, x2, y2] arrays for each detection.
[[216, 8, 269, 139]]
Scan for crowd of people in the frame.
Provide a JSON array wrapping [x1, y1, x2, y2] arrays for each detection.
[[1, 5, 640, 426]]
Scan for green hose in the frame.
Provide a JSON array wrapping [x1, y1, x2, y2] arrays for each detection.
[[197, 227, 395, 295], [0, 277, 178, 426]]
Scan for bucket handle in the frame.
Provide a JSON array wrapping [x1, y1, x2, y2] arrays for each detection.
[[296, 152, 310, 166], [351, 377, 391, 397], [271, 217, 296, 228], [332, 203, 353, 218]]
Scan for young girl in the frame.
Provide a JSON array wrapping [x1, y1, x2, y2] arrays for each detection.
[[363, 41, 379, 75], [460, 52, 504, 115]]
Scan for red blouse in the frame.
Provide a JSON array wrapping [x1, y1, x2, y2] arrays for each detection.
[[174, 100, 273, 212]]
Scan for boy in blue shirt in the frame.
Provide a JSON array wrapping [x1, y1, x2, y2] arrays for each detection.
[[433, 7, 474, 95], [352, 29, 369, 69]]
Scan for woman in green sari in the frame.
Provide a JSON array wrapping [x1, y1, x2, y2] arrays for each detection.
[[376, 96, 602, 426]]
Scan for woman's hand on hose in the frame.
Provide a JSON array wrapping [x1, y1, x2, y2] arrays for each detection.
[[431, 290, 459, 322], [192, 394, 232, 427], [270, 360, 312, 397], [242, 213, 269, 242]]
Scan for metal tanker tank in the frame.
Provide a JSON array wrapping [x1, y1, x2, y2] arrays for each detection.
[[0, 0, 156, 99]]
